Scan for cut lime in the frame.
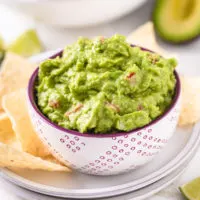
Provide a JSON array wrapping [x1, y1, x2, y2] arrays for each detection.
[[180, 177, 200, 200], [7, 29, 42, 57]]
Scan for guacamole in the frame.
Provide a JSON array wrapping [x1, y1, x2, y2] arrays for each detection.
[[36, 35, 177, 134]]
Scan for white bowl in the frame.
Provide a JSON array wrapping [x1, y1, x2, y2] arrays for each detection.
[[2, 0, 147, 27], [27, 50, 181, 176]]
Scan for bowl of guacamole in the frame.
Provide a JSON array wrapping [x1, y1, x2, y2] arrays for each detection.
[[33, 35, 177, 134], [27, 35, 181, 175]]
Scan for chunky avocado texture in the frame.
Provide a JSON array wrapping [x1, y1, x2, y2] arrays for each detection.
[[36, 35, 177, 134], [153, 0, 200, 43]]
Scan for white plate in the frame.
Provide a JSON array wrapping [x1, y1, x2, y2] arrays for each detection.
[[0, 149, 195, 200], [1, 52, 200, 199]]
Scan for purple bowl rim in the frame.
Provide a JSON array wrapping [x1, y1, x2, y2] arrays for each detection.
[[28, 47, 181, 138]]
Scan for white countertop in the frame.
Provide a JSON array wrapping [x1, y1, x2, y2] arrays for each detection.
[[0, 0, 200, 199]]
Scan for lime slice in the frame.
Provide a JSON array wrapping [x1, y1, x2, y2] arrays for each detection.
[[180, 177, 200, 200], [7, 29, 42, 57]]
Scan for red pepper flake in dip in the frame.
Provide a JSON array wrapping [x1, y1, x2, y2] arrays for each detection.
[[48, 100, 60, 109], [137, 104, 143, 111], [65, 104, 83, 118], [126, 72, 135, 79]]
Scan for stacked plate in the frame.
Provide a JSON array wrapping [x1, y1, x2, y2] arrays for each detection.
[[0, 52, 200, 200]]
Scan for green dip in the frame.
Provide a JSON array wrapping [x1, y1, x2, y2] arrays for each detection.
[[36, 34, 177, 134]]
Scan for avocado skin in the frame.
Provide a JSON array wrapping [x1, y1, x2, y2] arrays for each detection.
[[152, 0, 200, 44]]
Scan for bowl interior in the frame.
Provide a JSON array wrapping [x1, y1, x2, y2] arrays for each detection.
[[28, 47, 181, 138]]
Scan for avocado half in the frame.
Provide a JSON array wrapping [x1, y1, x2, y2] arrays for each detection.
[[153, 0, 200, 43]]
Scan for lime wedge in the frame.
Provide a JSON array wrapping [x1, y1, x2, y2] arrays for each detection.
[[7, 29, 42, 57], [180, 177, 200, 200]]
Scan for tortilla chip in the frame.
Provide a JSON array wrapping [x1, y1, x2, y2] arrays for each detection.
[[178, 76, 200, 126], [0, 142, 69, 171], [0, 52, 36, 110], [127, 21, 168, 56], [2, 89, 50, 157], [0, 112, 16, 145]]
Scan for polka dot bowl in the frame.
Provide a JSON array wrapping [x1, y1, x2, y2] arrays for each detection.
[[27, 49, 181, 176]]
